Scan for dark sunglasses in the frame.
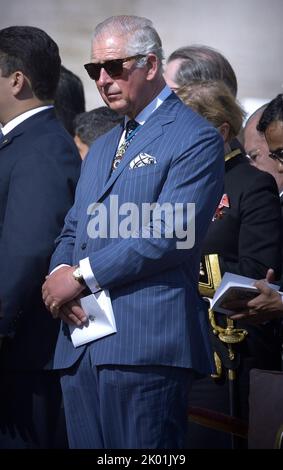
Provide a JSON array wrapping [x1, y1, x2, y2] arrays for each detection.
[[84, 54, 146, 81], [269, 148, 283, 164]]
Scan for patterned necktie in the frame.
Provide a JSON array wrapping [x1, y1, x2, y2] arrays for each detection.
[[112, 119, 139, 171]]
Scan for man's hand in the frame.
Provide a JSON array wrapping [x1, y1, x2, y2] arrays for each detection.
[[54, 299, 88, 326], [42, 265, 85, 316], [230, 280, 283, 323]]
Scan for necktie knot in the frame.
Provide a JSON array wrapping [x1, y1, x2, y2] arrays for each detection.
[[112, 120, 140, 171], [125, 119, 139, 139]]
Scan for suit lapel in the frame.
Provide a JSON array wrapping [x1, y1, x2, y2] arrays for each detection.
[[97, 120, 163, 200], [95, 123, 124, 191], [0, 128, 22, 150], [96, 93, 179, 202], [0, 136, 11, 148], [0, 109, 54, 152]]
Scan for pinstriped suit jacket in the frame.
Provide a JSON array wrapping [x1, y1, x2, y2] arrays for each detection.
[[50, 93, 224, 375]]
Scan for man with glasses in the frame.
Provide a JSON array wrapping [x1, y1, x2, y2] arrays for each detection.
[[230, 94, 283, 323], [257, 94, 283, 168], [42, 15, 224, 449], [84, 54, 147, 81], [244, 104, 283, 199]]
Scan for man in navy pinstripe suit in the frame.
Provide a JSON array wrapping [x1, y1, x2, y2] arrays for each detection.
[[42, 15, 224, 449]]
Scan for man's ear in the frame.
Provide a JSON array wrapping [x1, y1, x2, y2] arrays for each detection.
[[145, 54, 159, 80], [10, 71, 25, 96], [218, 122, 230, 143]]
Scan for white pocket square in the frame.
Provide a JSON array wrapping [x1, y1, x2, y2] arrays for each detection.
[[129, 153, 157, 169]]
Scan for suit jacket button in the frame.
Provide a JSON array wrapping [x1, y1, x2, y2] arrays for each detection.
[[81, 242, 87, 250]]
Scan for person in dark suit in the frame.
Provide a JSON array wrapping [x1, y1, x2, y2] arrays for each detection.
[[42, 15, 224, 449], [0, 26, 81, 448], [178, 81, 282, 448], [231, 93, 283, 323], [244, 103, 283, 286]]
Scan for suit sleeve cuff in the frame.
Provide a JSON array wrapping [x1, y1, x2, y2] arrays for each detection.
[[79, 257, 101, 293]]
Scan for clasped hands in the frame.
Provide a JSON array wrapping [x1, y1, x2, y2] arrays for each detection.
[[42, 266, 88, 326]]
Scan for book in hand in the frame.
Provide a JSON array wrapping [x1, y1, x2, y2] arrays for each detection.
[[210, 272, 281, 315]]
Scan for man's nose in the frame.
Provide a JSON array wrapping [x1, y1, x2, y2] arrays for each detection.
[[96, 67, 113, 86]]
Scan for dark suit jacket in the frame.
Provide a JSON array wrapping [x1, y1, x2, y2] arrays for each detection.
[[201, 152, 282, 410], [50, 92, 225, 375], [187, 152, 283, 450], [0, 109, 81, 370], [203, 153, 282, 279]]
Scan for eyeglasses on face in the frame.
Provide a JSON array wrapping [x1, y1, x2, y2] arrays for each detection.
[[84, 54, 146, 81], [246, 149, 260, 161], [269, 148, 283, 164]]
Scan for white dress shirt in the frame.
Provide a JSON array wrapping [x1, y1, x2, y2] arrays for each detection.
[[1, 106, 54, 135]]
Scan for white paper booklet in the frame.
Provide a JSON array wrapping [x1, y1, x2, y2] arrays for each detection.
[[210, 272, 281, 315], [69, 290, 117, 347]]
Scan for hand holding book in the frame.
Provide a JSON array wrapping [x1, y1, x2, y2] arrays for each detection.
[[230, 279, 283, 323], [210, 272, 283, 321]]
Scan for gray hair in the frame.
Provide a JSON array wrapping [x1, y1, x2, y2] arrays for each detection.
[[93, 15, 164, 69], [167, 45, 238, 97]]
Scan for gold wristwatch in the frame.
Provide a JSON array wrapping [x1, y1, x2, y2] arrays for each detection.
[[72, 265, 85, 285]]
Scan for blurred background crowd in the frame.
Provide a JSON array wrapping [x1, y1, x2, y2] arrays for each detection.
[[2, 0, 282, 117]]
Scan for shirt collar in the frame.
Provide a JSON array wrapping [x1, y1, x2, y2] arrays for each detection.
[[124, 85, 172, 128], [2, 105, 54, 135]]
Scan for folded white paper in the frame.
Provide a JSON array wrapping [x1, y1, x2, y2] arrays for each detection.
[[69, 290, 117, 347]]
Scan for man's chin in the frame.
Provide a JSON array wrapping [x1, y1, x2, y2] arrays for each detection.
[[105, 98, 127, 114]]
